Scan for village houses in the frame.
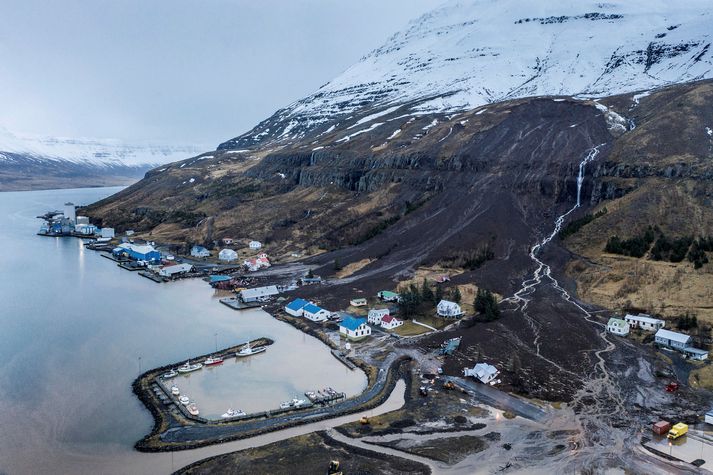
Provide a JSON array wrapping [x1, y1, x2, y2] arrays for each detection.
[[437, 299, 464, 318]]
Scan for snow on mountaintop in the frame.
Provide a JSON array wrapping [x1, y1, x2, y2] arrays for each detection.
[[0, 126, 207, 168], [221, 0, 713, 149]]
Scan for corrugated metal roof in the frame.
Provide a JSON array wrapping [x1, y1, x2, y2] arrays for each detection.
[[625, 314, 664, 325], [241, 285, 279, 299], [655, 328, 691, 344], [286, 298, 309, 311], [341, 317, 366, 331], [303, 303, 323, 314]]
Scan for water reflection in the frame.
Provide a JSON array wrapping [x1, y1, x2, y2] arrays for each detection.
[[0, 187, 367, 474]]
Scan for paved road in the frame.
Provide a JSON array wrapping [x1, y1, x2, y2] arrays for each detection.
[[444, 376, 548, 422]]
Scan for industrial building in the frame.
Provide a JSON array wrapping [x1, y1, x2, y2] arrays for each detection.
[[240, 285, 280, 302], [114, 243, 161, 262]]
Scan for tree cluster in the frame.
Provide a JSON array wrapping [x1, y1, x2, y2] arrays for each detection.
[[398, 279, 462, 319], [559, 207, 607, 240], [474, 288, 500, 321], [675, 313, 698, 331], [604, 226, 655, 258]]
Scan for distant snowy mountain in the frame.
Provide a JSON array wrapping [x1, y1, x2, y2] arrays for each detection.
[[0, 127, 205, 168], [220, 0, 713, 149], [0, 127, 207, 191]]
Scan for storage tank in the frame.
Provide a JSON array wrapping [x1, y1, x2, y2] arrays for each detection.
[[63, 202, 76, 223]]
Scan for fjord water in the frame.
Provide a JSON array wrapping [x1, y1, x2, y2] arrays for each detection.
[[0, 187, 366, 474]]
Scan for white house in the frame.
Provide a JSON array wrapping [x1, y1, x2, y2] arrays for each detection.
[[218, 249, 238, 262], [655, 329, 692, 350], [249, 240, 262, 250], [191, 245, 210, 258], [464, 363, 499, 385], [159, 263, 193, 277], [380, 315, 403, 330], [244, 253, 270, 272], [606, 317, 630, 336], [100, 227, 115, 239], [285, 298, 309, 317], [682, 347, 709, 361], [624, 313, 665, 332], [368, 308, 390, 325], [437, 300, 464, 318], [339, 317, 371, 340], [303, 303, 330, 322]]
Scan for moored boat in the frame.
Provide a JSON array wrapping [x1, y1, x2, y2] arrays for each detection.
[[161, 369, 178, 379], [187, 403, 200, 416], [177, 360, 203, 373], [236, 342, 267, 357], [204, 356, 224, 366], [170, 385, 180, 396], [179, 395, 190, 406], [279, 401, 292, 409], [221, 408, 246, 418]]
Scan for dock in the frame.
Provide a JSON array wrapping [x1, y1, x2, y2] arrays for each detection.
[[330, 349, 357, 370], [220, 297, 262, 310], [119, 262, 145, 271], [304, 387, 346, 405], [139, 271, 166, 283]]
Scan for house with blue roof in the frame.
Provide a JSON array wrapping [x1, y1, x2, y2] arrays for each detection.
[[303, 303, 331, 322], [339, 317, 371, 340], [285, 298, 310, 317]]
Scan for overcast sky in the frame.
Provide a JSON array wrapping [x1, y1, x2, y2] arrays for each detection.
[[0, 0, 441, 146]]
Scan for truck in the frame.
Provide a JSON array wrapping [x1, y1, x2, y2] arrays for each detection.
[[667, 422, 688, 440]]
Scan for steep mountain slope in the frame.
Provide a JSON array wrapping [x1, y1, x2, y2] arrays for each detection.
[[84, 0, 713, 401], [0, 127, 206, 191], [220, 0, 713, 149]]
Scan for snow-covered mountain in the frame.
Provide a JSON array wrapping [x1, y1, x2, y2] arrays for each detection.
[[0, 126, 208, 191], [220, 0, 713, 149], [0, 127, 206, 168]]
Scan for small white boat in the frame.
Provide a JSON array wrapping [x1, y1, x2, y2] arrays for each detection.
[[236, 342, 267, 357], [221, 408, 246, 418], [279, 401, 292, 409], [179, 395, 190, 406], [187, 403, 200, 416], [291, 398, 307, 407], [177, 360, 203, 373], [162, 369, 178, 379], [204, 356, 224, 366], [170, 385, 180, 396]]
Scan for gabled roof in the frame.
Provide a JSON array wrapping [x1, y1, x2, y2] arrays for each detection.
[[655, 328, 691, 343], [341, 317, 367, 331], [625, 314, 664, 324], [607, 317, 627, 328], [381, 315, 395, 323], [303, 303, 323, 314], [286, 298, 309, 311], [438, 299, 459, 307], [379, 291, 399, 297], [241, 285, 279, 299]]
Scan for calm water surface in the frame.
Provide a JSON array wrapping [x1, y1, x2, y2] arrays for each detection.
[[0, 187, 367, 474]]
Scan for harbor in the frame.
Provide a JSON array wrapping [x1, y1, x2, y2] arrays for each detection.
[[0, 185, 370, 474]]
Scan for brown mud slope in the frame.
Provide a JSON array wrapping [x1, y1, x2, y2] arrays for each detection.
[[86, 80, 713, 400]]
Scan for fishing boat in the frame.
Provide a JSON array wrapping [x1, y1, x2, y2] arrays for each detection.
[[204, 356, 224, 366], [236, 341, 267, 357], [170, 385, 180, 396], [187, 403, 200, 416], [161, 369, 178, 379], [279, 401, 292, 409], [221, 408, 246, 418], [179, 395, 190, 406], [177, 360, 203, 373], [291, 398, 307, 407]]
